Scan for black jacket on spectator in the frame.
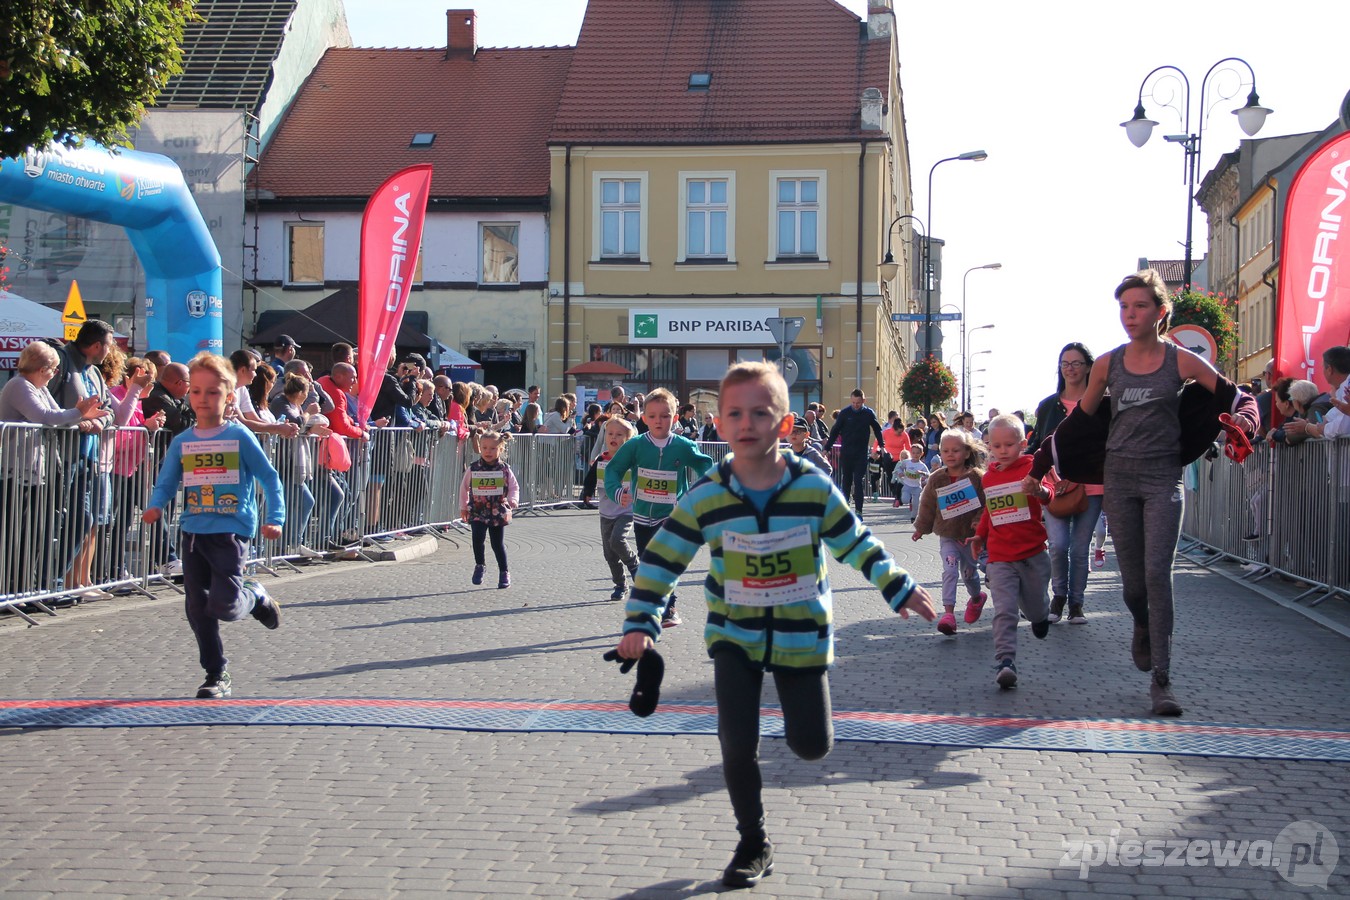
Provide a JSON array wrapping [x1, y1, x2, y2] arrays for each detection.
[[369, 373, 418, 426], [1028, 392, 1071, 454], [1029, 374, 1260, 483], [827, 404, 884, 457], [142, 384, 195, 436]]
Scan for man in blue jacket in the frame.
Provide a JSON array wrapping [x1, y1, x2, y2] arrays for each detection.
[[826, 389, 884, 519]]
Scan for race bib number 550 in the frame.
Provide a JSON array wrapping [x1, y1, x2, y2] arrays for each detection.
[[984, 481, 1031, 525]]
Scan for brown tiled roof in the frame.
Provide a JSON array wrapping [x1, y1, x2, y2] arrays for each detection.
[[1148, 259, 1186, 285], [256, 45, 573, 199], [549, 0, 890, 145]]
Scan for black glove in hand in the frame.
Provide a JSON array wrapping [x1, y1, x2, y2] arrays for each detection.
[[602, 648, 637, 675], [601, 648, 665, 717]]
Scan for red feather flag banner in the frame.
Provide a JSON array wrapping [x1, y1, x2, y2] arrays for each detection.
[[1275, 132, 1350, 391], [356, 165, 434, 425]]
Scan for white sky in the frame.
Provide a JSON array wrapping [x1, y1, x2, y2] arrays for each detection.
[[342, 0, 1350, 414]]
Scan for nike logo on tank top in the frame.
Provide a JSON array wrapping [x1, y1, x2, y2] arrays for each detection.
[[1106, 342, 1183, 460]]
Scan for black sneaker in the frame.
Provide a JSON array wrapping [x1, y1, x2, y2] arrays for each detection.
[[246, 580, 281, 630], [722, 837, 774, 888], [1032, 618, 1050, 639], [471, 564, 485, 585], [610, 586, 626, 601], [1067, 603, 1087, 624], [196, 671, 232, 699], [995, 659, 1018, 689], [1150, 678, 1183, 716]]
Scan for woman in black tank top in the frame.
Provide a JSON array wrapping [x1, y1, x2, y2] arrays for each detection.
[[1077, 269, 1221, 718]]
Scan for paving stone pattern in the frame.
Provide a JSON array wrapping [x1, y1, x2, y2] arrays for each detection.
[[1, 504, 1347, 897]]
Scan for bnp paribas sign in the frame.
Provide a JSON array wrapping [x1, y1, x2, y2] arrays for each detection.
[[630, 307, 779, 345]]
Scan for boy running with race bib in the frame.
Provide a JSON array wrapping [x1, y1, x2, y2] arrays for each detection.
[[604, 388, 714, 626], [611, 362, 935, 888], [143, 353, 286, 700], [970, 415, 1053, 689], [912, 430, 988, 636]]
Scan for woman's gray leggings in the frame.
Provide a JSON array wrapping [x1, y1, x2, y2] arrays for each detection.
[[1102, 456, 1183, 678], [714, 647, 833, 833]]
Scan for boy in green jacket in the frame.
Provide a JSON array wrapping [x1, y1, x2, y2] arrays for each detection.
[[613, 362, 935, 888]]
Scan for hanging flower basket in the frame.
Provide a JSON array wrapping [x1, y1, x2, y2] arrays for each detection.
[[901, 355, 958, 411], [1170, 287, 1238, 367]]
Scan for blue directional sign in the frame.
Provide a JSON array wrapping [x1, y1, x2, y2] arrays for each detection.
[[891, 312, 961, 322]]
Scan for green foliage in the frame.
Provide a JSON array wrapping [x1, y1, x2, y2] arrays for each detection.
[[901, 356, 959, 412], [1170, 287, 1239, 366], [0, 1, 199, 159]]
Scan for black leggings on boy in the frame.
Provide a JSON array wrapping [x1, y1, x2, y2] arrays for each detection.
[[471, 522, 507, 571], [713, 647, 833, 840]]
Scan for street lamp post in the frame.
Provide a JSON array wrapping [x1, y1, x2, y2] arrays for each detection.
[[965, 332, 994, 414], [1121, 58, 1272, 289], [961, 262, 1001, 414], [924, 151, 988, 374]]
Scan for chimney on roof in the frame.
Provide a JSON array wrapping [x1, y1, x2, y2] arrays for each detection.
[[447, 9, 476, 57]]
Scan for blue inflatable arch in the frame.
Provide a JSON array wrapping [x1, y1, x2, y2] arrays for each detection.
[[0, 142, 222, 361]]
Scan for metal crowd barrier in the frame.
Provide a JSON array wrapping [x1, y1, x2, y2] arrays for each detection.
[[1181, 436, 1349, 604]]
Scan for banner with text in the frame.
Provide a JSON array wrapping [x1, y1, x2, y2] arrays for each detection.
[[1275, 130, 1350, 391], [356, 165, 433, 425], [629, 307, 779, 345]]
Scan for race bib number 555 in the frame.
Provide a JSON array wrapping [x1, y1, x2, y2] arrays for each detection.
[[723, 525, 816, 606]]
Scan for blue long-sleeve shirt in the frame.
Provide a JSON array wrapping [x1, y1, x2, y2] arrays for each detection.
[[147, 422, 286, 536]]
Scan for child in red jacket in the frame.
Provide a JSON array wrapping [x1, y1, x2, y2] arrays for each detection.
[[971, 415, 1053, 689]]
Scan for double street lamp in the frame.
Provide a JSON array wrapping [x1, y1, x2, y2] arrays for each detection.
[[1121, 58, 1272, 289], [924, 151, 988, 363]]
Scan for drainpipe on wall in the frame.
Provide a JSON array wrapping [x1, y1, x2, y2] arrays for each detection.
[[1228, 210, 1240, 380], [856, 143, 865, 388], [1263, 180, 1279, 378], [563, 145, 572, 393]]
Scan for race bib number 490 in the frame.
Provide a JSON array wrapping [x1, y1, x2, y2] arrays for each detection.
[[936, 477, 980, 520], [984, 481, 1031, 525], [635, 467, 678, 504], [182, 440, 240, 487], [723, 525, 816, 606]]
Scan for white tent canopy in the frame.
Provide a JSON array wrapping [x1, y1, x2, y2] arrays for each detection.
[[0, 290, 64, 371]]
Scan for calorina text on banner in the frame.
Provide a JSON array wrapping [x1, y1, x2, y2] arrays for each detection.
[[1276, 131, 1350, 390], [356, 165, 434, 424]]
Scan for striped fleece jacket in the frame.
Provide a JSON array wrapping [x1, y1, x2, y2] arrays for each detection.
[[623, 453, 919, 671]]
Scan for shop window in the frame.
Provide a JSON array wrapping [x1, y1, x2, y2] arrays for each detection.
[[686, 347, 734, 381]]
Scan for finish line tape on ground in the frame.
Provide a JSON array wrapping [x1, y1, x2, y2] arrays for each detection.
[[0, 698, 1346, 761]]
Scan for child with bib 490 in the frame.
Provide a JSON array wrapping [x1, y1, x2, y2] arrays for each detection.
[[613, 362, 935, 888], [458, 429, 520, 589], [603, 388, 714, 627], [912, 430, 988, 636]]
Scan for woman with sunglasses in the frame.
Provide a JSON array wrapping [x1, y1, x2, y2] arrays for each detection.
[[1028, 343, 1102, 627]]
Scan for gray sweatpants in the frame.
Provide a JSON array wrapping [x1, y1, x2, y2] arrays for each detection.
[[599, 514, 639, 589], [1102, 456, 1183, 679], [986, 552, 1050, 663]]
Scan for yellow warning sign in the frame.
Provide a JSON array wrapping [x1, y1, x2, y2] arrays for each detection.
[[61, 282, 86, 341], [62, 281, 87, 326]]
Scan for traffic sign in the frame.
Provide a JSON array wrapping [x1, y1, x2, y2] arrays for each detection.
[[891, 313, 925, 322], [765, 316, 804, 345], [930, 312, 962, 322], [775, 355, 799, 388], [62, 281, 86, 341]]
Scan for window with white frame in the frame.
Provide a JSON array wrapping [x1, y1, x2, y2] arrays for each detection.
[[286, 222, 324, 285], [480, 223, 520, 284], [770, 172, 826, 261], [600, 177, 643, 258], [684, 177, 730, 259]]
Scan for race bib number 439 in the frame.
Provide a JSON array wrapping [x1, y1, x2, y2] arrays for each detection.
[[635, 467, 678, 504], [182, 440, 240, 487], [723, 525, 816, 606], [984, 481, 1031, 525]]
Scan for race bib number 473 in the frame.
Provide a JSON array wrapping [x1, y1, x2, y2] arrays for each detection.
[[723, 525, 817, 606]]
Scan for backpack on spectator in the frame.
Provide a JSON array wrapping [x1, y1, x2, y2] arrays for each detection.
[[41, 338, 71, 402]]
